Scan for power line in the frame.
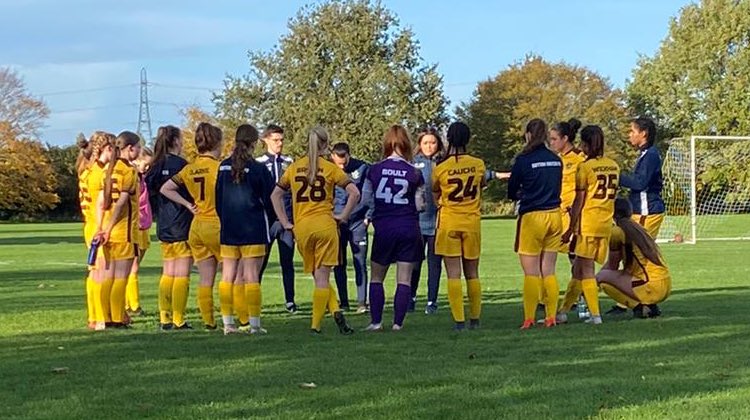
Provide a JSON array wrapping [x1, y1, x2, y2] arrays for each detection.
[[38, 84, 138, 97], [49, 103, 138, 114], [149, 82, 220, 92]]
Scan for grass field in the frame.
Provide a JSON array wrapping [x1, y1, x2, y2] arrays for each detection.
[[1, 220, 750, 419]]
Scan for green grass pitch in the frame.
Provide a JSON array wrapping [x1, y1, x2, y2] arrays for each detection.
[[1, 220, 749, 419]]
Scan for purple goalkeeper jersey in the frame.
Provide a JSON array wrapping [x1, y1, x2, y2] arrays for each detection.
[[367, 156, 424, 231]]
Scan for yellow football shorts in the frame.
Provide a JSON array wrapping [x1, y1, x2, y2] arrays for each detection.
[[160, 241, 192, 261], [514, 209, 562, 256], [295, 227, 339, 273], [102, 242, 135, 262], [135, 229, 150, 252], [220, 244, 267, 259], [574, 235, 609, 265], [188, 219, 221, 263], [558, 209, 575, 254], [633, 275, 671, 305], [632, 214, 665, 239], [435, 229, 481, 260]]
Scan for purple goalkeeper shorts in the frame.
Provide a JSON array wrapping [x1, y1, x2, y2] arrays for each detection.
[[371, 223, 423, 265]]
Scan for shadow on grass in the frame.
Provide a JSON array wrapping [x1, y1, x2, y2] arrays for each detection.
[[0, 235, 85, 246], [1, 287, 749, 418]]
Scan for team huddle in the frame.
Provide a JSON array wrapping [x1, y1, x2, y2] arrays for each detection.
[[74, 116, 672, 334]]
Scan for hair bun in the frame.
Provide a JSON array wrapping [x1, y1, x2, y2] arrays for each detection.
[[568, 118, 582, 133], [77, 137, 89, 150]]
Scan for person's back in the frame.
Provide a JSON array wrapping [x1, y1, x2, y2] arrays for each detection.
[[369, 156, 422, 229], [577, 156, 620, 238], [433, 154, 486, 232], [216, 158, 275, 246], [508, 146, 562, 215], [174, 155, 220, 222], [146, 153, 193, 242], [283, 156, 345, 232]]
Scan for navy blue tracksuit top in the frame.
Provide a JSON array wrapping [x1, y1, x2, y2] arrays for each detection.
[[215, 159, 277, 246], [508, 146, 563, 215]]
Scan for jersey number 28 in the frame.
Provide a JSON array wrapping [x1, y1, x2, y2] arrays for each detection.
[[295, 176, 326, 202]]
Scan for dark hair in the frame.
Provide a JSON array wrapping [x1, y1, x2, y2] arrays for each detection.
[[446, 122, 470, 161], [383, 125, 412, 161], [580, 125, 605, 159], [632, 117, 657, 147], [614, 198, 664, 267], [331, 142, 350, 157], [195, 122, 222, 154], [262, 124, 284, 138], [414, 126, 445, 160], [151, 125, 181, 172], [103, 131, 140, 209], [230, 124, 259, 184], [521, 119, 548, 154], [75, 135, 93, 176], [551, 118, 582, 144]]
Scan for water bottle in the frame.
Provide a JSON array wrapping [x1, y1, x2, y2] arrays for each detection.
[[577, 295, 590, 319], [87, 238, 100, 266]]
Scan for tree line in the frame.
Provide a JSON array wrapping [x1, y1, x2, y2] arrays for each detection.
[[2, 0, 748, 220]]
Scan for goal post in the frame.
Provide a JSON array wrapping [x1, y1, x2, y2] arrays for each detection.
[[658, 135, 750, 244]]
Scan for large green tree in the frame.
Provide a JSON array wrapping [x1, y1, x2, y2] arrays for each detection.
[[457, 55, 633, 201], [627, 0, 750, 137], [214, 0, 448, 161]]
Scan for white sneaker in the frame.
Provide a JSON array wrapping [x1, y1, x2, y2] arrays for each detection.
[[556, 313, 568, 324], [363, 323, 383, 332], [585, 316, 603, 325], [392, 324, 402, 331], [250, 327, 268, 335], [94, 321, 106, 331], [223, 324, 238, 335]]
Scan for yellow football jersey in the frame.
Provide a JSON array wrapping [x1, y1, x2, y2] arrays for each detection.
[[86, 161, 106, 226], [78, 168, 91, 223], [560, 148, 586, 211], [610, 225, 670, 281], [173, 154, 219, 221], [102, 159, 139, 243], [278, 156, 350, 232], [576, 157, 620, 237], [433, 154, 486, 232]]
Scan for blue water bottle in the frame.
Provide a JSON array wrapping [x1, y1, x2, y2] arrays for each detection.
[[87, 238, 100, 266]]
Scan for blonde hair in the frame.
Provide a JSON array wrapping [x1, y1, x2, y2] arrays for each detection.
[[89, 131, 116, 165], [307, 126, 329, 183]]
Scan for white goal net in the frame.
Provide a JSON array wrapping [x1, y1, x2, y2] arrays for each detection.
[[659, 136, 750, 244]]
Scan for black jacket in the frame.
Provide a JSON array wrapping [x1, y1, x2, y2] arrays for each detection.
[[508, 146, 563, 215], [145, 154, 193, 242]]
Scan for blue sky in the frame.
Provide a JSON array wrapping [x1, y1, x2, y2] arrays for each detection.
[[0, 0, 693, 145]]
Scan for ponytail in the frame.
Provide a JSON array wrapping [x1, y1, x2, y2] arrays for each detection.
[[307, 126, 329, 183], [231, 124, 260, 183], [103, 131, 140, 209], [521, 119, 547, 155], [614, 198, 664, 267], [151, 125, 180, 174], [75, 136, 93, 176]]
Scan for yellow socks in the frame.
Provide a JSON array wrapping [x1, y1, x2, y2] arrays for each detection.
[[523, 275, 541, 321], [198, 285, 215, 327], [559, 279, 582, 313], [218, 281, 233, 317], [92, 281, 105, 323], [172, 276, 190, 327], [466, 279, 482, 320], [246, 283, 262, 327], [126, 273, 140, 311], [311, 287, 330, 331], [234, 283, 249, 325], [543, 275, 559, 319], [110, 278, 127, 323], [538, 276, 546, 304], [158, 275, 174, 324], [581, 278, 600, 317], [327, 284, 341, 313], [447, 278, 465, 323], [86, 274, 95, 324], [601, 283, 637, 309], [101, 277, 114, 322]]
